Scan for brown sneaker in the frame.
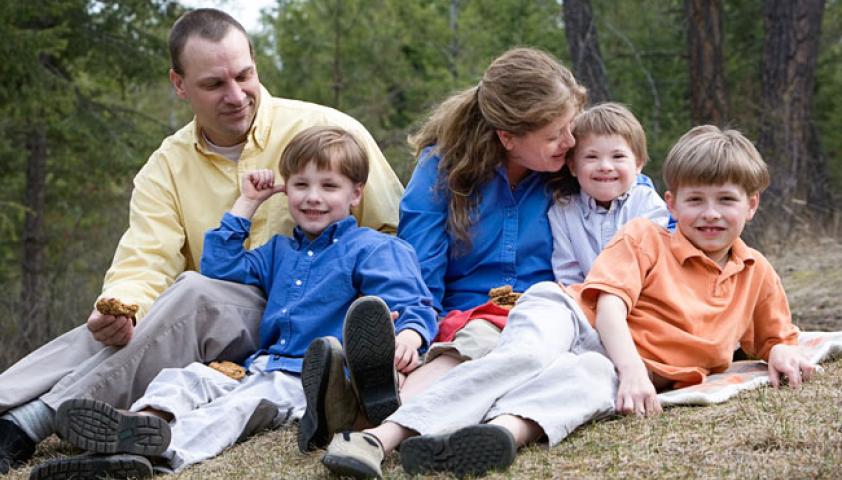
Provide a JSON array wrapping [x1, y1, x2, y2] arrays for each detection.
[[343, 296, 400, 425], [322, 431, 384, 479], [55, 398, 170, 456], [298, 337, 359, 453]]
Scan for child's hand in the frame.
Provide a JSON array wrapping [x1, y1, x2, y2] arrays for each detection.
[[616, 369, 662, 417], [242, 169, 285, 202], [231, 170, 286, 219], [768, 344, 816, 388], [395, 329, 423, 374]]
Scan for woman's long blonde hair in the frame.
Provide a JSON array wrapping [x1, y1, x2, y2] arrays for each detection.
[[409, 47, 586, 249]]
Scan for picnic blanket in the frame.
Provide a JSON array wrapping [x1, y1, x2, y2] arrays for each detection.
[[657, 331, 842, 407]]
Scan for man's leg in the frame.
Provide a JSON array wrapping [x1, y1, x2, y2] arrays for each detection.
[[0, 324, 105, 415], [40, 272, 265, 411]]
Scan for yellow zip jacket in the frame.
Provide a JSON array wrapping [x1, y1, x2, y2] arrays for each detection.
[[100, 86, 404, 321]]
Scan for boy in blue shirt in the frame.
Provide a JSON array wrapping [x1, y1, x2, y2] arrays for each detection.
[[29, 126, 437, 478]]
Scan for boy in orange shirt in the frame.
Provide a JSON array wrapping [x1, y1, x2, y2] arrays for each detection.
[[321, 125, 817, 480]]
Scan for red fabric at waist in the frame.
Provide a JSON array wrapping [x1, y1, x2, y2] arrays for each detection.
[[434, 301, 511, 343]]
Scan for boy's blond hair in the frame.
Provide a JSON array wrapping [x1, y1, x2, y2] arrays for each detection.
[[570, 102, 648, 167], [279, 126, 369, 184], [663, 125, 769, 195]]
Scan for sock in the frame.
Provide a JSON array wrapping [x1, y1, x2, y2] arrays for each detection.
[[1, 400, 55, 443]]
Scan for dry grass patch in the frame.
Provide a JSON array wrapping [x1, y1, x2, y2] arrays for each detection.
[[4, 240, 842, 480]]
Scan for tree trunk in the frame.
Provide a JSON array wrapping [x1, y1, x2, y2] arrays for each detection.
[[448, 0, 460, 81], [685, 0, 728, 125], [563, 0, 611, 104], [754, 0, 831, 240], [20, 122, 48, 349], [331, 0, 343, 108]]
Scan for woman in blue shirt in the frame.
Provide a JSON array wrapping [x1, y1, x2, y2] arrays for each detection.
[[397, 47, 586, 399]]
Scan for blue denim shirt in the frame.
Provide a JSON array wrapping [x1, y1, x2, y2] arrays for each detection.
[[398, 148, 557, 315], [201, 213, 437, 373]]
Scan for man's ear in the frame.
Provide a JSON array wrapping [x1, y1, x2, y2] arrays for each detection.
[[169, 69, 188, 100], [496, 130, 515, 151], [746, 192, 761, 221]]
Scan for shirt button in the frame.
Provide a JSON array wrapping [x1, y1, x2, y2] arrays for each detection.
[[281, 308, 287, 314], [280, 339, 286, 345], [295, 279, 302, 286], [307, 251, 314, 257], [333, 239, 338, 243]]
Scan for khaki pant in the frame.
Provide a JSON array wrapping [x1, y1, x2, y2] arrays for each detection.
[[0, 272, 265, 414]]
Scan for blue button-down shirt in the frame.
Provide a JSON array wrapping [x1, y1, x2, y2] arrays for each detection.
[[549, 184, 670, 286], [398, 148, 557, 314], [201, 213, 437, 373]]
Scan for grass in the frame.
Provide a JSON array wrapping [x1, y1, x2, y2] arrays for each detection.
[[4, 238, 842, 480]]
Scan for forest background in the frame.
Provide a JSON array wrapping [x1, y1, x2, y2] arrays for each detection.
[[0, 0, 840, 369]]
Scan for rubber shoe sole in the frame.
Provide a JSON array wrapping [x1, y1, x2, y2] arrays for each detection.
[[342, 296, 399, 425], [399, 424, 517, 478], [56, 399, 171, 456], [29, 453, 153, 480], [298, 337, 357, 453]]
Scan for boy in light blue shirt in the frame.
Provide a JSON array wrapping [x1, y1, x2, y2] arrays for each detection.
[[30, 126, 437, 478], [549, 102, 670, 285]]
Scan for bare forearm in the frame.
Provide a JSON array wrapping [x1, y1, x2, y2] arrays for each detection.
[[230, 196, 262, 220], [595, 293, 647, 377]]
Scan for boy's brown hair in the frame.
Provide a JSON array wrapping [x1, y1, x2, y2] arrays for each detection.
[[570, 102, 648, 167], [279, 126, 369, 184], [663, 125, 770, 195]]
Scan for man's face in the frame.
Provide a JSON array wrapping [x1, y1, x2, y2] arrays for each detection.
[[169, 29, 260, 147]]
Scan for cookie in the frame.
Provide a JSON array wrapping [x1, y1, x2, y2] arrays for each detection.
[[208, 361, 246, 381]]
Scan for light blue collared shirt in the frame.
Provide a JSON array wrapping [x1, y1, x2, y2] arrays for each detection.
[[549, 184, 670, 286]]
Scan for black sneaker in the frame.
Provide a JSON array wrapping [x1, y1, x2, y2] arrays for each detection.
[[399, 424, 517, 478], [342, 296, 400, 425], [55, 399, 170, 456], [29, 453, 153, 480], [298, 337, 359, 453], [0, 419, 36, 474]]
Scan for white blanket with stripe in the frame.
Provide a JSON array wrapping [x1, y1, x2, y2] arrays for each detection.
[[657, 331, 842, 407]]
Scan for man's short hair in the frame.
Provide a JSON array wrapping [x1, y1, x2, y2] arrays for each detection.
[[570, 102, 648, 167], [663, 125, 770, 195], [279, 126, 369, 185], [169, 8, 254, 75]]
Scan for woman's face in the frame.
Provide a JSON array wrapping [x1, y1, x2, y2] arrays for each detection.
[[498, 110, 577, 183]]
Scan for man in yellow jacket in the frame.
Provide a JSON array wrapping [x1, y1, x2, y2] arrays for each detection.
[[0, 8, 403, 472]]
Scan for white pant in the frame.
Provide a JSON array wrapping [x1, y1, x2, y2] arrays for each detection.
[[131, 355, 305, 472], [388, 281, 617, 446]]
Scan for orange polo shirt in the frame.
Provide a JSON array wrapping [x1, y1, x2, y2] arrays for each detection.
[[567, 218, 798, 387]]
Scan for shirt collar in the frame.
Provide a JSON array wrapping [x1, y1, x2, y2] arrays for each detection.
[[669, 225, 756, 270], [577, 187, 632, 219], [292, 216, 358, 250], [192, 84, 272, 154], [493, 163, 541, 191]]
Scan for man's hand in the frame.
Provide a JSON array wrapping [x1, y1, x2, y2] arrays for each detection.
[[768, 344, 816, 388], [86, 307, 134, 347], [394, 329, 423, 374], [616, 368, 662, 417]]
